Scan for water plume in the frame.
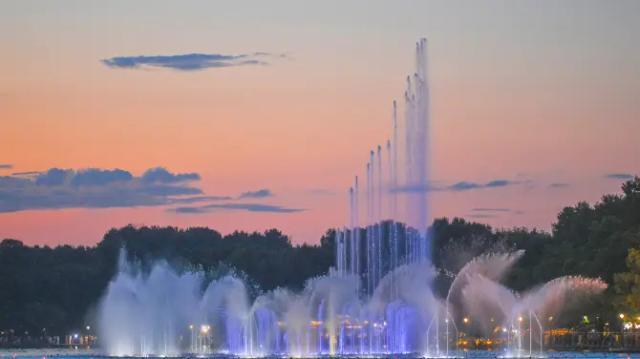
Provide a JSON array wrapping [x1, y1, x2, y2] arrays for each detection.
[[446, 250, 525, 306], [99, 255, 439, 356], [459, 260, 607, 356]]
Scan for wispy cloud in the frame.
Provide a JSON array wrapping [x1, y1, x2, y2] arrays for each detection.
[[169, 195, 233, 204], [170, 202, 303, 214], [448, 182, 481, 191], [392, 179, 518, 193], [102, 52, 281, 71], [238, 188, 273, 199], [0, 167, 204, 212], [605, 173, 634, 180], [0, 164, 12, 170], [170, 206, 208, 214], [548, 182, 570, 188], [448, 179, 514, 191], [486, 180, 510, 187], [467, 213, 498, 219], [471, 208, 511, 212]]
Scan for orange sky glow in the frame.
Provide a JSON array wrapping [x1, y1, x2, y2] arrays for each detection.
[[1, 1, 638, 246]]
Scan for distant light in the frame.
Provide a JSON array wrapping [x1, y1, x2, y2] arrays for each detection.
[[620, 313, 625, 319], [85, 326, 90, 331], [73, 334, 79, 339], [200, 324, 210, 334], [518, 316, 523, 322], [548, 316, 553, 321], [463, 317, 469, 324]]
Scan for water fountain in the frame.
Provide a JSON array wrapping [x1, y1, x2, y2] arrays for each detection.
[[98, 249, 606, 358], [96, 39, 607, 358], [460, 273, 607, 358], [99, 250, 442, 357]]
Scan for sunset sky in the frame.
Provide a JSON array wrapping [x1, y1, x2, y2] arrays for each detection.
[[1, 0, 639, 246]]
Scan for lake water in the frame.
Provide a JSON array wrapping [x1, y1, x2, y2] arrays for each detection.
[[2, 350, 640, 359]]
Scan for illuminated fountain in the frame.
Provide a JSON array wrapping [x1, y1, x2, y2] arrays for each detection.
[[444, 252, 607, 358], [98, 249, 606, 358], [99, 252, 441, 357], [96, 39, 607, 358], [461, 273, 607, 358]]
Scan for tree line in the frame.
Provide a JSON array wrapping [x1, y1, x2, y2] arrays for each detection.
[[0, 177, 638, 340]]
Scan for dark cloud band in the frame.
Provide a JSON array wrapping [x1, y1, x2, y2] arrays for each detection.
[[238, 188, 273, 199], [102, 52, 278, 71], [449, 179, 513, 191], [392, 179, 516, 193], [0, 167, 203, 212], [605, 173, 634, 180], [170, 202, 303, 214]]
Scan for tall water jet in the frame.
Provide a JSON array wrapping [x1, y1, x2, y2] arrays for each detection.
[[406, 38, 429, 234], [386, 140, 392, 219], [376, 144, 383, 222], [338, 38, 431, 298], [391, 100, 399, 219], [354, 176, 360, 276]]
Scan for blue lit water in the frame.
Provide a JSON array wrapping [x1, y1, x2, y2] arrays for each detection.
[[2, 350, 640, 359]]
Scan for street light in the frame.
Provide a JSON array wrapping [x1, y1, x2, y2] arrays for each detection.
[[619, 313, 625, 320]]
